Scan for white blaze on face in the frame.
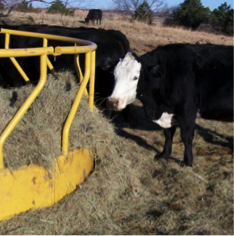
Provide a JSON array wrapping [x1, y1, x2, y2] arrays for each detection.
[[109, 52, 141, 110], [153, 112, 178, 128]]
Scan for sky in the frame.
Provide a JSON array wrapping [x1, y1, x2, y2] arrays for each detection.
[[91, 0, 234, 10], [167, 0, 233, 10], [33, 0, 233, 11]]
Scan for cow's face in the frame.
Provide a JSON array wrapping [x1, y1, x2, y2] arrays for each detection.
[[107, 52, 141, 110]]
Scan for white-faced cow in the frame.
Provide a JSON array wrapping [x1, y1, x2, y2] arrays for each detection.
[[107, 43, 233, 167], [85, 9, 102, 25]]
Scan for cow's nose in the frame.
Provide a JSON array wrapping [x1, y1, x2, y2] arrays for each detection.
[[107, 97, 119, 109]]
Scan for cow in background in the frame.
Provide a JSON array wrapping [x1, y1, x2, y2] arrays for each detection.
[[85, 9, 102, 25]]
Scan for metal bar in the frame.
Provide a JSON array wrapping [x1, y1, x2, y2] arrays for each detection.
[[4, 33, 10, 49], [54, 46, 96, 55], [47, 57, 56, 73], [0, 47, 54, 57], [89, 51, 96, 112], [43, 38, 57, 76], [43, 38, 48, 47], [62, 52, 91, 156], [74, 54, 88, 97], [0, 53, 48, 169], [1, 28, 97, 49], [9, 57, 30, 82]]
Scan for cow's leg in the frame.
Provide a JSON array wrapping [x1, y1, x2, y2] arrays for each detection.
[[177, 110, 196, 167], [154, 126, 177, 162]]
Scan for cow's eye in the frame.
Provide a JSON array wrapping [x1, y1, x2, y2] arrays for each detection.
[[133, 76, 138, 81]]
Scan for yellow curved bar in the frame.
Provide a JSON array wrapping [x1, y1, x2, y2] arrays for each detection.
[[62, 52, 91, 156], [74, 54, 88, 97], [1, 28, 97, 50], [0, 148, 93, 221], [0, 52, 49, 169]]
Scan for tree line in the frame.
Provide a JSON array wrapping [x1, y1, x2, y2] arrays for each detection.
[[131, 0, 233, 35], [163, 0, 233, 35], [15, 0, 74, 16]]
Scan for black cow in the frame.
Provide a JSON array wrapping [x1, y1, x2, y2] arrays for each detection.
[[85, 9, 102, 25], [24, 25, 129, 105], [107, 43, 233, 167], [0, 24, 52, 87], [0, 25, 130, 118]]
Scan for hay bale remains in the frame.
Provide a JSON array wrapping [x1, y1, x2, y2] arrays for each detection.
[[0, 71, 117, 170]]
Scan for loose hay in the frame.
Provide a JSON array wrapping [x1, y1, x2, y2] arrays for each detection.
[[0, 71, 117, 170]]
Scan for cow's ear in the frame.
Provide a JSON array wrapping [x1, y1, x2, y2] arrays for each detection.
[[149, 64, 162, 77], [102, 57, 114, 71]]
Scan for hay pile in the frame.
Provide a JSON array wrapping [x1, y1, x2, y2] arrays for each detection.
[[0, 71, 117, 170]]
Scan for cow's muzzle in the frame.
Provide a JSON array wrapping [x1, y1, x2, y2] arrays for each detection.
[[106, 97, 119, 110]]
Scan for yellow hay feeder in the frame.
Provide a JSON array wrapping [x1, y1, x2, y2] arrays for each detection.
[[0, 28, 97, 221]]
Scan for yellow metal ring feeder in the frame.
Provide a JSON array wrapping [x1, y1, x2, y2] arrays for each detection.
[[0, 28, 97, 221]]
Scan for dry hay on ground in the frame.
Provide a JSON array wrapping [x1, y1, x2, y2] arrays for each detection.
[[0, 72, 117, 170], [0, 71, 233, 235]]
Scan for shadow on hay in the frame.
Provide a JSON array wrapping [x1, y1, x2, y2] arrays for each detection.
[[108, 103, 233, 167], [78, 20, 85, 24], [115, 127, 160, 154], [195, 124, 233, 151]]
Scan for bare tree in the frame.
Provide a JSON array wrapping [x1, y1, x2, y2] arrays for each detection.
[[0, 0, 51, 17], [112, 0, 166, 13], [0, 0, 96, 18]]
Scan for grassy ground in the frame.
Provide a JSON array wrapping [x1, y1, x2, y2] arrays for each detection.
[[0, 10, 233, 235]]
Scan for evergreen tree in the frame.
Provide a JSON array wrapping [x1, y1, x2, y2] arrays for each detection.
[[225, 7, 233, 35], [132, 1, 153, 24], [164, 0, 210, 29], [47, 0, 74, 16], [211, 2, 231, 26], [210, 2, 233, 35]]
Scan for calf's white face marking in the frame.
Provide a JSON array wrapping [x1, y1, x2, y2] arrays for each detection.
[[153, 112, 178, 128], [108, 52, 141, 110]]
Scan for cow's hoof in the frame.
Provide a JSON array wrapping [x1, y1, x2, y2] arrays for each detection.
[[154, 154, 168, 164], [158, 158, 168, 164], [180, 161, 192, 167], [154, 153, 167, 160]]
